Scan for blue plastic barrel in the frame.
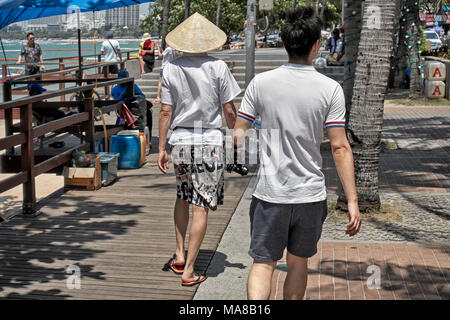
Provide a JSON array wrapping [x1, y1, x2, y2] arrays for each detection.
[[110, 135, 141, 169]]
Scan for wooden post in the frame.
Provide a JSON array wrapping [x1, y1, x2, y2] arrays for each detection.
[[2, 79, 14, 155], [97, 54, 102, 75], [104, 65, 111, 98], [21, 103, 37, 215], [59, 58, 65, 102], [1, 63, 7, 87], [82, 89, 95, 152]]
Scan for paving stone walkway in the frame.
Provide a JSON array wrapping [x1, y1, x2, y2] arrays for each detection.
[[226, 104, 450, 300]]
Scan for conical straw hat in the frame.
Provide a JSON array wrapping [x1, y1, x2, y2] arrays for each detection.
[[166, 12, 227, 53]]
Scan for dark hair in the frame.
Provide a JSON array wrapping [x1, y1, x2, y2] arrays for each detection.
[[27, 32, 35, 39], [280, 7, 322, 59], [332, 28, 340, 36]]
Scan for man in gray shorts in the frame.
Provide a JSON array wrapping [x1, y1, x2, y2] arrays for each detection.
[[234, 6, 361, 300]]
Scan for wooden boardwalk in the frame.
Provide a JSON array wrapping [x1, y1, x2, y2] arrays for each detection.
[[0, 153, 252, 299], [0, 103, 253, 298]]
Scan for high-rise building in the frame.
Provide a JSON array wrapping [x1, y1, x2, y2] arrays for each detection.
[[105, 5, 140, 28]]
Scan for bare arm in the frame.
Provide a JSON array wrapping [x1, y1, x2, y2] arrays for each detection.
[[233, 116, 253, 160], [40, 53, 45, 71], [158, 103, 173, 174], [222, 101, 237, 129], [157, 42, 163, 59], [327, 126, 361, 236], [117, 49, 122, 61]]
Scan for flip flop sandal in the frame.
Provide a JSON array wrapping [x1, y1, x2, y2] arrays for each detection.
[[181, 274, 206, 287], [168, 258, 185, 275]]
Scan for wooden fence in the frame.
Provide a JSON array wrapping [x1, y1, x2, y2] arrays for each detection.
[[0, 76, 136, 215]]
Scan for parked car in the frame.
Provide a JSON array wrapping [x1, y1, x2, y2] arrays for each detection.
[[267, 34, 282, 47], [424, 30, 443, 50]]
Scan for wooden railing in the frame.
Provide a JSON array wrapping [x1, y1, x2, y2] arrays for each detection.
[[1, 49, 140, 99], [0, 76, 135, 215]]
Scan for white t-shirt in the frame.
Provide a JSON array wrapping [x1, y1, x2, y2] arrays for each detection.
[[238, 63, 346, 204], [161, 53, 241, 146], [161, 47, 181, 70], [101, 39, 120, 62]]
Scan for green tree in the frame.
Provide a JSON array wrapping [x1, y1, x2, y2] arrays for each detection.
[[140, 0, 340, 40], [141, 0, 246, 41]]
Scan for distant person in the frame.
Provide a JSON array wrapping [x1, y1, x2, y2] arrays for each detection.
[[111, 70, 145, 101], [139, 33, 155, 76], [152, 41, 181, 104], [325, 28, 341, 56], [100, 31, 122, 75], [325, 28, 344, 66], [17, 33, 45, 87], [234, 7, 361, 300], [111, 70, 153, 132]]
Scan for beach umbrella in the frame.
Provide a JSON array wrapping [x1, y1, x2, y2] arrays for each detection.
[[0, 0, 156, 82]]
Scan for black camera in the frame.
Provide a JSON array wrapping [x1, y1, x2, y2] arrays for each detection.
[[226, 164, 248, 176]]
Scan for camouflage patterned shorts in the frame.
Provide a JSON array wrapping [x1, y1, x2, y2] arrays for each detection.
[[170, 144, 224, 211]]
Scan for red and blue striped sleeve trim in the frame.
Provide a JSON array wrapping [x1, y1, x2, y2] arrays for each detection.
[[237, 111, 256, 122], [325, 121, 346, 128]]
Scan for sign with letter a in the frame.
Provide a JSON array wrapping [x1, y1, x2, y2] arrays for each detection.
[[425, 61, 446, 81], [425, 80, 445, 99]]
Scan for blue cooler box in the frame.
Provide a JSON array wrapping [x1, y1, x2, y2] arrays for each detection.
[[110, 135, 141, 169], [87, 152, 120, 186]]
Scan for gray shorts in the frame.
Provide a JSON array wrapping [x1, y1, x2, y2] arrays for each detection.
[[249, 196, 328, 262]]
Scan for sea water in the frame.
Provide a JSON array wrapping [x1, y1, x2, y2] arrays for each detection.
[[0, 39, 144, 101]]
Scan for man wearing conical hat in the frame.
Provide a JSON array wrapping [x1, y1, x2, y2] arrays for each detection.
[[157, 13, 241, 287]]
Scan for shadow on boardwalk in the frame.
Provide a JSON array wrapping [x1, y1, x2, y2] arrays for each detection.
[[0, 153, 253, 299], [0, 195, 141, 299]]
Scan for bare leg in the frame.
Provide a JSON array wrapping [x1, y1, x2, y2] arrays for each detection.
[[139, 56, 146, 75], [153, 76, 162, 103], [247, 260, 277, 300], [174, 198, 189, 264], [181, 204, 208, 282], [283, 252, 308, 300]]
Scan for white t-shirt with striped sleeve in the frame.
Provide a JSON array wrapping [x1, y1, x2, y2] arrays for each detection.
[[238, 63, 345, 204]]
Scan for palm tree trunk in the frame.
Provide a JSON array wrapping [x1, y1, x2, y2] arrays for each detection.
[[336, 0, 397, 212], [319, 0, 326, 20], [343, 0, 362, 114], [406, 0, 423, 99], [216, 0, 222, 26], [185, 0, 191, 20], [162, 0, 170, 48], [390, 0, 408, 88]]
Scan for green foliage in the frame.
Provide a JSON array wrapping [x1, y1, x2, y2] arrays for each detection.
[[140, 0, 341, 38], [419, 26, 426, 52], [140, 0, 246, 39], [260, 0, 340, 34]]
